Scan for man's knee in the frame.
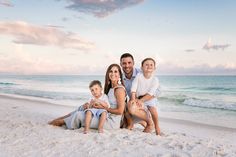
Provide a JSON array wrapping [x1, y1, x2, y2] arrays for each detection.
[[128, 102, 136, 115]]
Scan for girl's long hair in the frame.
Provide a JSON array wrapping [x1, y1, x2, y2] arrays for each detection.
[[104, 64, 124, 94]]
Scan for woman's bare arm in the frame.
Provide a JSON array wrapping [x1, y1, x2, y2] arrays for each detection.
[[106, 87, 126, 115]]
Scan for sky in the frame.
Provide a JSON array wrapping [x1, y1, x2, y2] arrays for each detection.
[[0, 0, 236, 75]]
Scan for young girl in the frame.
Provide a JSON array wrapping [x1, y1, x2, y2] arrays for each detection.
[[128, 58, 161, 135]]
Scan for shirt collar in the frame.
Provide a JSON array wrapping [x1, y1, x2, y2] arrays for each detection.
[[123, 68, 140, 80]]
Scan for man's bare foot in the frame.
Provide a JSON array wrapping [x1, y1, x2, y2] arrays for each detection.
[[139, 121, 147, 128], [155, 127, 161, 135], [143, 125, 152, 133], [126, 124, 134, 130]]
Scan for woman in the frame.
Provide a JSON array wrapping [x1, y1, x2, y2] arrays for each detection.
[[49, 64, 126, 130]]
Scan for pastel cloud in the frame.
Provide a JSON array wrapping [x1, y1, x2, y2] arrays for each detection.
[[63, 0, 144, 18], [203, 43, 230, 51], [0, 56, 104, 75], [158, 63, 236, 75], [1, 52, 235, 75], [1, 59, 235, 75], [0, 21, 94, 51], [202, 38, 230, 51], [0, 0, 13, 7]]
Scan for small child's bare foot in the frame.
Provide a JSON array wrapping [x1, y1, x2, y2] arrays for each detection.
[[143, 125, 152, 133], [98, 129, 104, 133], [83, 129, 89, 134]]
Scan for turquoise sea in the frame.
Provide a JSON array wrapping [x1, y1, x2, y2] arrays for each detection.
[[0, 75, 236, 128]]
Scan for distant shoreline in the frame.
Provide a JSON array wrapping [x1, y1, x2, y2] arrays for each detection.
[[0, 74, 236, 76]]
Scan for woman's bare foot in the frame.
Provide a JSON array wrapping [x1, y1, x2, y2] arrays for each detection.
[[48, 119, 64, 126]]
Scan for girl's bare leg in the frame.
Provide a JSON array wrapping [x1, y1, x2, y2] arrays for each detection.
[[148, 106, 161, 135], [98, 112, 106, 133], [84, 111, 92, 134]]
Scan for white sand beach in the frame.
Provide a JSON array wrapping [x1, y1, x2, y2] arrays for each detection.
[[0, 94, 236, 157]]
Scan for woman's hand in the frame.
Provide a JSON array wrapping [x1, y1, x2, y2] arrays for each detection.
[[83, 102, 90, 109], [92, 103, 105, 109]]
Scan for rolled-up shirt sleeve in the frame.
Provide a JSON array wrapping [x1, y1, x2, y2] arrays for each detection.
[[131, 74, 139, 93]]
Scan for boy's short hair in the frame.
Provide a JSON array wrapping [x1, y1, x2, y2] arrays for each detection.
[[141, 58, 156, 66], [120, 53, 134, 61], [89, 80, 102, 88]]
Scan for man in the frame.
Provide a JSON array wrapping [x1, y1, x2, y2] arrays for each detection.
[[120, 53, 140, 98]]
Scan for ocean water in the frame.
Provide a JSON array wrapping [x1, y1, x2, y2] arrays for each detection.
[[1, 75, 236, 128]]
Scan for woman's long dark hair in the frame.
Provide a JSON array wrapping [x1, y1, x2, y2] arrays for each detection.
[[104, 64, 124, 94]]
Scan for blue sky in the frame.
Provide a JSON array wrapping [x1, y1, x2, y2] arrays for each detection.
[[0, 0, 235, 75]]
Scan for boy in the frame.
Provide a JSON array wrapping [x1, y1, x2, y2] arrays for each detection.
[[127, 58, 161, 135], [83, 80, 110, 133]]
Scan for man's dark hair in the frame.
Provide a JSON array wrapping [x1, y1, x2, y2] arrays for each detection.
[[120, 53, 134, 61], [89, 80, 102, 88]]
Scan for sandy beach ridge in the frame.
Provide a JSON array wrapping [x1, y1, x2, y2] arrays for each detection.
[[0, 94, 235, 157]]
